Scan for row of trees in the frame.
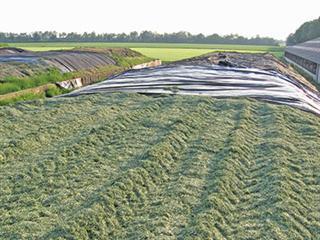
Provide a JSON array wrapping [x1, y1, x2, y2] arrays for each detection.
[[0, 31, 280, 45], [287, 17, 320, 45]]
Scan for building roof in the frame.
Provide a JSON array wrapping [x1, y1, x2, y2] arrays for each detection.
[[285, 37, 320, 64]]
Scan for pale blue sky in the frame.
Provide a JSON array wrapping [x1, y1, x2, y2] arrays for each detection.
[[1, 0, 319, 40]]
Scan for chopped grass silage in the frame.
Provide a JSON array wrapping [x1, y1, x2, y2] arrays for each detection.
[[0, 93, 319, 239]]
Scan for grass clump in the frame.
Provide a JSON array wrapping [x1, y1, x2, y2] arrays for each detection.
[[111, 52, 153, 68], [45, 85, 70, 97]]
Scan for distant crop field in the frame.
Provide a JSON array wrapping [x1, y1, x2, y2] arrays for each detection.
[[131, 48, 281, 61], [132, 48, 216, 61], [8, 42, 284, 61], [8, 42, 283, 50]]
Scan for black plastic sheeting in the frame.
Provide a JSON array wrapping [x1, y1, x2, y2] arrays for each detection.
[[0, 56, 39, 63], [0, 50, 117, 72], [66, 64, 320, 115]]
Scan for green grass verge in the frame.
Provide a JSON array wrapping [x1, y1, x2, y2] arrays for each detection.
[[0, 92, 45, 106], [0, 69, 76, 95], [0, 93, 319, 239], [0, 85, 70, 106]]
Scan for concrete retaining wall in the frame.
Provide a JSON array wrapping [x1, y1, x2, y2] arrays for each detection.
[[132, 60, 162, 70], [285, 57, 318, 82], [56, 78, 83, 90]]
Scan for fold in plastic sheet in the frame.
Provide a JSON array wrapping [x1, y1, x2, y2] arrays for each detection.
[[65, 64, 320, 115]]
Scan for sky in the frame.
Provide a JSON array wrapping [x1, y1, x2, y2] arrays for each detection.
[[0, 0, 319, 40]]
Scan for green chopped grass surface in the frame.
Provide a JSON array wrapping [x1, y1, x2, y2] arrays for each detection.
[[0, 93, 319, 239]]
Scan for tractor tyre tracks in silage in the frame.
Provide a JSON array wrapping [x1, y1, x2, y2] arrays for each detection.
[[0, 93, 319, 239]]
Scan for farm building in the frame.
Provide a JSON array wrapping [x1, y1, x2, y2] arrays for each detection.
[[285, 37, 320, 82]]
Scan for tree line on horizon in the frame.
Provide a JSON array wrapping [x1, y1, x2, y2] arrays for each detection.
[[0, 31, 280, 45], [286, 17, 320, 45]]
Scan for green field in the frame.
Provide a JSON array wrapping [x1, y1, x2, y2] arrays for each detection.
[[8, 42, 283, 51], [8, 42, 284, 61], [131, 48, 276, 62], [131, 48, 217, 61], [0, 93, 319, 239]]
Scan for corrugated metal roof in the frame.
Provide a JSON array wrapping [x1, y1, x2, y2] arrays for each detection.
[[285, 37, 320, 64]]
